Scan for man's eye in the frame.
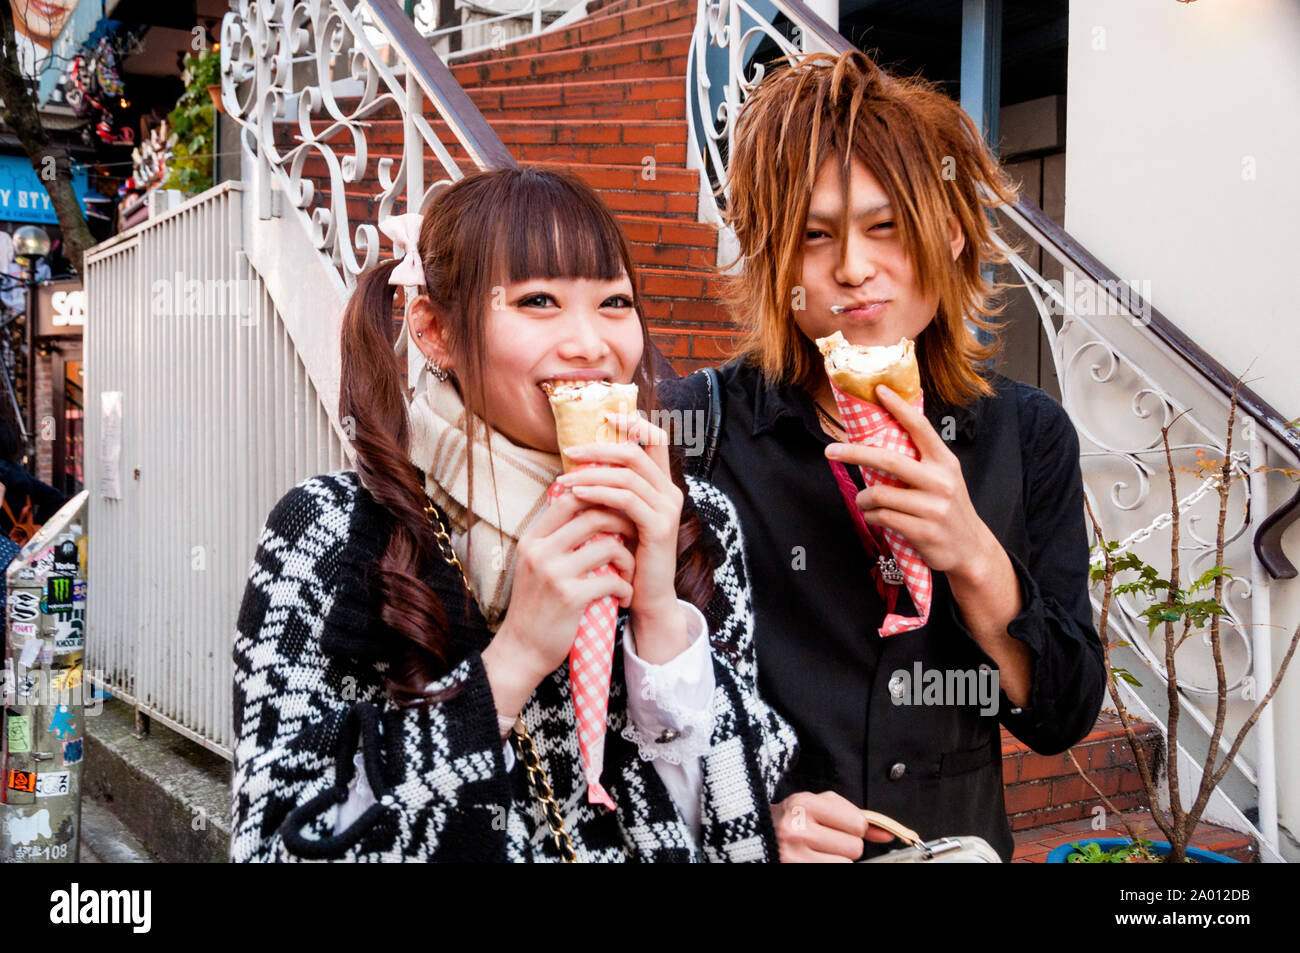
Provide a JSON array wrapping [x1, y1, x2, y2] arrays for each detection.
[[519, 293, 555, 308], [603, 295, 634, 309]]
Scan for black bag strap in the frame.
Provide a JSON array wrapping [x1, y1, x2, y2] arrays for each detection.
[[689, 367, 722, 481]]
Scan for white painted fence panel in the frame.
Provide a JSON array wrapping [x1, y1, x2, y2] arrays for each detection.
[[83, 183, 347, 758]]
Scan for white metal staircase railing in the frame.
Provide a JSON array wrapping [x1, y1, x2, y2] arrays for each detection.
[[219, 0, 517, 432], [221, 0, 516, 289], [684, 0, 1300, 856]]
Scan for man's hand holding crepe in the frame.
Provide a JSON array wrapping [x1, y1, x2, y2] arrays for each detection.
[[819, 366, 1033, 711], [824, 383, 1003, 580]]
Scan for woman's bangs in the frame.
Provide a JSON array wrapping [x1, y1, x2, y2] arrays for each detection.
[[495, 174, 628, 285]]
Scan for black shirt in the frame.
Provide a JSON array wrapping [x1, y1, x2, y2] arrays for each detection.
[[660, 359, 1106, 859]]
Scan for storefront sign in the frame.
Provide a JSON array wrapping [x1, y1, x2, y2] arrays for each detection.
[[36, 280, 85, 337], [0, 155, 91, 224]]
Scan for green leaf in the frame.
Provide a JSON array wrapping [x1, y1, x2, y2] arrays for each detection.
[[1110, 667, 1143, 688], [1189, 566, 1234, 593]]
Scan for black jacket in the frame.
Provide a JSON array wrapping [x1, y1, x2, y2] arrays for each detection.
[[659, 360, 1106, 861]]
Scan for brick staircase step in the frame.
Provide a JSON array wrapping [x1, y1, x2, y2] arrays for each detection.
[[468, 77, 685, 112], [451, 32, 691, 86], [1002, 711, 1163, 831], [1012, 810, 1258, 863]]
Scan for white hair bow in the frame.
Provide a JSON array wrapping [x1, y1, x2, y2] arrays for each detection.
[[379, 213, 426, 286]]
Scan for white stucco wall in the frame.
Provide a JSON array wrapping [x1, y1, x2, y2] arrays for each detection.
[[1066, 0, 1300, 853], [1065, 0, 1299, 414]]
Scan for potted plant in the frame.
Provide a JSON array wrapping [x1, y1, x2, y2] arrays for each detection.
[[1051, 381, 1300, 863], [162, 49, 220, 196]]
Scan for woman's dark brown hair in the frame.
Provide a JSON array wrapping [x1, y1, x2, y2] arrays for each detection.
[[339, 166, 717, 705]]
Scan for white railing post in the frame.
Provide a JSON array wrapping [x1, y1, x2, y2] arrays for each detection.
[[405, 71, 424, 214], [725, 0, 741, 163], [1249, 431, 1279, 852]]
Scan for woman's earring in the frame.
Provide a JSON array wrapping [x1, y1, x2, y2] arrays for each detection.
[[425, 356, 450, 382]]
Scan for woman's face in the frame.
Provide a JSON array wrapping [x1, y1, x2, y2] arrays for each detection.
[[9, 0, 79, 46], [441, 273, 644, 452], [794, 155, 963, 350]]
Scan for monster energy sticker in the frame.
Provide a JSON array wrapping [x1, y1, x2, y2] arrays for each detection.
[[46, 576, 75, 613]]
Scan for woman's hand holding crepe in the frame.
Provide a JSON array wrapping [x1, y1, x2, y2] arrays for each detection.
[[824, 383, 1003, 581], [483, 491, 636, 717], [555, 411, 689, 664]]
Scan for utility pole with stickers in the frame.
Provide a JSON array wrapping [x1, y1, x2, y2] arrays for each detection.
[[1, 492, 89, 863]]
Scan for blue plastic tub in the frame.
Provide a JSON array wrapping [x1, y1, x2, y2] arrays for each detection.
[[1046, 837, 1239, 863]]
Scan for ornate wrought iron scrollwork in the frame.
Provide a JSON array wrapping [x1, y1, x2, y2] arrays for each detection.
[[221, 0, 474, 289]]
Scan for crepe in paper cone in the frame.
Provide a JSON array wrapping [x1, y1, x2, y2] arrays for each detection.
[[542, 379, 639, 807], [816, 334, 932, 638], [542, 379, 639, 473]]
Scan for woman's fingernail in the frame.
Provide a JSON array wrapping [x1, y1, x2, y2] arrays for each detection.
[[826, 445, 842, 459]]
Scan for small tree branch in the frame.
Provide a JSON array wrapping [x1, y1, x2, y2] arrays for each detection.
[[1068, 748, 1149, 846], [1084, 496, 1173, 843]]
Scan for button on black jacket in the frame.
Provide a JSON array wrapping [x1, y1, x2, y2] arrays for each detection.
[[659, 360, 1106, 861]]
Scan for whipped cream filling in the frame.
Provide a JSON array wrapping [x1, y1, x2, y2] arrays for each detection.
[[825, 341, 908, 377], [542, 379, 637, 402]]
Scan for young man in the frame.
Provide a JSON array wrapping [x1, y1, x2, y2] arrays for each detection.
[[660, 49, 1105, 861]]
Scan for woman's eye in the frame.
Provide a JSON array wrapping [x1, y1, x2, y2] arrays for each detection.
[[603, 295, 634, 309], [519, 293, 555, 308], [872, 221, 895, 231], [806, 230, 827, 240]]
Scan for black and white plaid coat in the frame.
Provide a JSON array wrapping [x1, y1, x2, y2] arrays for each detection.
[[230, 469, 798, 862]]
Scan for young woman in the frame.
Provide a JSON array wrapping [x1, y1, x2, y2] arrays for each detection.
[[660, 50, 1106, 862], [230, 167, 796, 862]]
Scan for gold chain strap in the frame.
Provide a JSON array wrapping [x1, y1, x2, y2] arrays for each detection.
[[422, 493, 579, 863], [511, 716, 578, 863]]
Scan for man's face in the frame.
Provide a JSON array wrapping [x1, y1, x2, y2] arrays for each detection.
[[795, 155, 963, 352]]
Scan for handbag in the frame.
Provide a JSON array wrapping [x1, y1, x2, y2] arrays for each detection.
[[422, 491, 580, 863], [857, 810, 1001, 863]]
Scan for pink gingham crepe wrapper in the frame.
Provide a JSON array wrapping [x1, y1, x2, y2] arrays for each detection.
[[547, 472, 619, 809], [829, 383, 933, 638]]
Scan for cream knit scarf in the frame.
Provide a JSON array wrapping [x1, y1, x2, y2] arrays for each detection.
[[406, 367, 562, 632]]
